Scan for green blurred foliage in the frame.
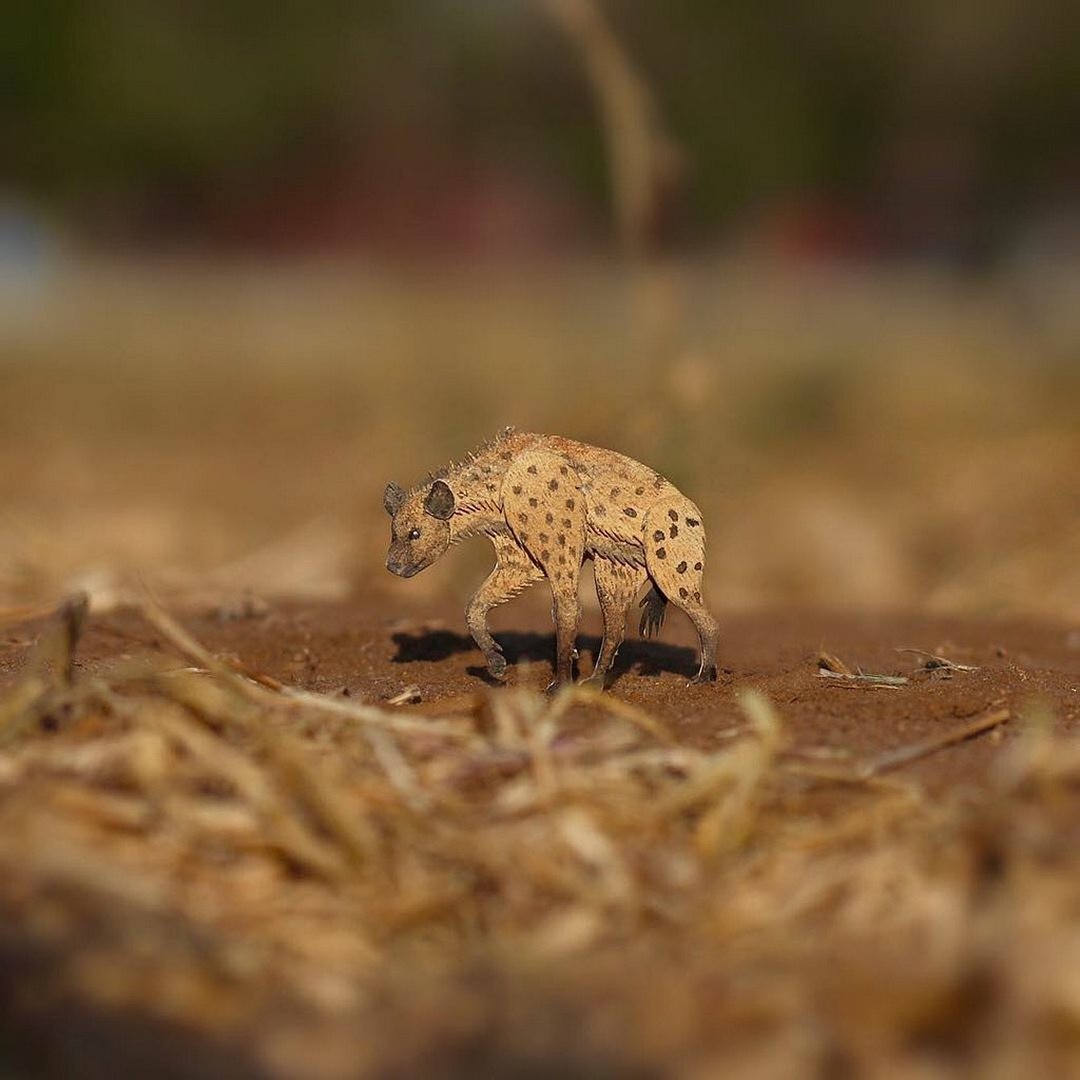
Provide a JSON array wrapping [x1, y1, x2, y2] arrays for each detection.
[[4, 0, 1077, 233]]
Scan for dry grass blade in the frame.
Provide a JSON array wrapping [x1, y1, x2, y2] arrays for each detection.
[[817, 651, 853, 676], [279, 686, 478, 742], [690, 689, 783, 855], [857, 707, 1012, 778], [363, 726, 430, 813], [105, 690, 351, 880], [561, 684, 676, 745], [0, 594, 92, 745], [138, 593, 264, 707], [385, 686, 422, 706], [818, 668, 908, 689], [262, 730, 382, 866], [0, 598, 76, 628]]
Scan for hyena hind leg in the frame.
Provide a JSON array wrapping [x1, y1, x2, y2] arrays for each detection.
[[683, 600, 719, 683], [583, 558, 646, 686], [643, 499, 718, 685]]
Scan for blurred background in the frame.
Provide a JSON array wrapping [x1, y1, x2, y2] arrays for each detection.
[[2, 0, 1078, 619]]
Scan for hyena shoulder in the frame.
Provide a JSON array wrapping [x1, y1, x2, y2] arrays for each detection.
[[502, 449, 586, 551]]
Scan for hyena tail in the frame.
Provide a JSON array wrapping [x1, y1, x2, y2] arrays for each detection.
[[638, 583, 668, 638]]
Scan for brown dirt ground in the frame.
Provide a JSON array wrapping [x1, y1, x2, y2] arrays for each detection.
[[6, 596, 1076, 790], [0, 596, 1078, 1077]]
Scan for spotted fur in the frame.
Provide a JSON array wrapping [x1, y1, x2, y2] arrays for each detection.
[[384, 428, 718, 691]]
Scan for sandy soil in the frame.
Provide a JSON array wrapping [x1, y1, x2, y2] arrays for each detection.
[[7, 596, 1074, 789]]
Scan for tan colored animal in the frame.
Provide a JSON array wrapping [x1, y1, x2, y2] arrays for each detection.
[[384, 428, 717, 691]]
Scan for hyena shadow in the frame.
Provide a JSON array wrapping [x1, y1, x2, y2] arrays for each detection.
[[391, 629, 699, 683]]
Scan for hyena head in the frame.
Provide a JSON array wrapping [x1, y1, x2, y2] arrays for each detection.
[[383, 478, 455, 578]]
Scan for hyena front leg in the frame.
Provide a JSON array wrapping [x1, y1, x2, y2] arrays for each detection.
[[466, 533, 544, 680], [502, 449, 587, 693], [582, 558, 646, 686]]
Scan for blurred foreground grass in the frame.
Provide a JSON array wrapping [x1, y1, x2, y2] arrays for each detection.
[[0, 601, 1077, 1077], [1, 256, 1078, 617]]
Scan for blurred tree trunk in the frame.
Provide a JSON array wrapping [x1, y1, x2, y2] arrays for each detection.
[[539, 0, 690, 427], [539, 0, 684, 258]]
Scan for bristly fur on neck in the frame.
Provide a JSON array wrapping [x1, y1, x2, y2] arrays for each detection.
[[408, 427, 528, 542], [409, 426, 521, 496]]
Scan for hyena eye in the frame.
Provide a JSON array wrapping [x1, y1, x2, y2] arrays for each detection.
[[408, 528, 421, 541]]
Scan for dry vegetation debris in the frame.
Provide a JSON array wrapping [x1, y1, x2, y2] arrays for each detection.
[[0, 599, 1077, 1077]]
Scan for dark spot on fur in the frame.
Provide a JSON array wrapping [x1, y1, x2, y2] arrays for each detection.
[[512, 485, 522, 495], [517, 513, 528, 523], [636, 486, 644, 495], [549, 479, 559, 492], [558, 555, 566, 564], [694, 561, 702, 571], [653, 530, 665, 542], [694, 591, 701, 602], [566, 498, 575, 510], [686, 517, 699, 527], [527, 465, 538, 475], [501, 451, 513, 460], [540, 533, 549, 543], [541, 550, 551, 562], [656, 548, 667, 559], [623, 507, 638, 518], [560, 465, 568, 476], [596, 505, 606, 515], [562, 518, 572, 528], [679, 588, 688, 599], [654, 477, 664, 489], [668, 509, 678, 521], [546, 512, 554, 524], [669, 525, 679, 539], [529, 497, 538, 508], [557, 534, 566, 546], [677, 561, 688, 573], [486, 483, 496, 493], [611, 488, 620, 498]]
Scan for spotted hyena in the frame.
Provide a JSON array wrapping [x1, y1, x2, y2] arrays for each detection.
[[383, 428, 718, 691]]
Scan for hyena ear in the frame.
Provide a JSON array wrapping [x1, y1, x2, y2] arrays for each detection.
[[383, 482, 406, 516], [423, 479, 455, 520]]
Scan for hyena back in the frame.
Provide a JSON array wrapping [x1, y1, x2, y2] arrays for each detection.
[[384, 428, 718, 691]]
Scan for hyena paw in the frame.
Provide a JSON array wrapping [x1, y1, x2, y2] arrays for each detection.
[[688, 664, 718, 686], [487, 651, 508, 680]]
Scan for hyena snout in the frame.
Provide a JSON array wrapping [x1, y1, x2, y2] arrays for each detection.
[[386, 543, 419, 578]]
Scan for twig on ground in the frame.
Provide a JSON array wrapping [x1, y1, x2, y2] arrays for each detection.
[[896, 647, 979, 674], [816, 651, 908, 688], [857, 707, 1011, 777], [817, 668, 908, 689]]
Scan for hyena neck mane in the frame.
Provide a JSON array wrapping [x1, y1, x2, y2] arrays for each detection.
[[420, 427, 534, 542]]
